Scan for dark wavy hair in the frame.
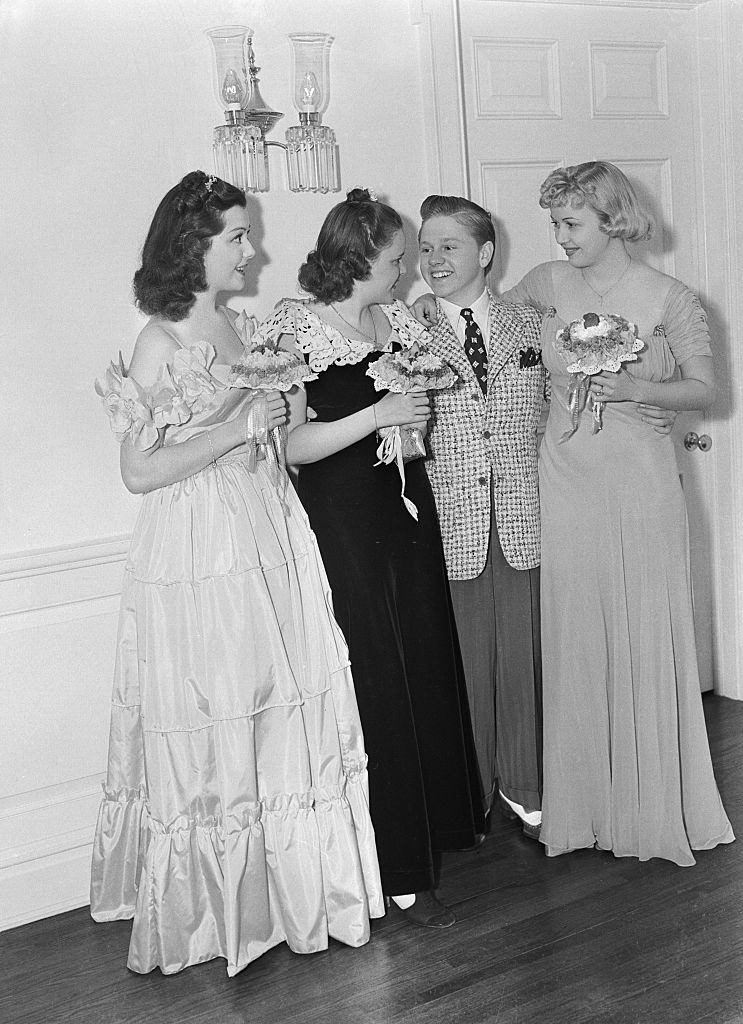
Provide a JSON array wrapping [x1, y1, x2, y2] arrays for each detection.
[[298, 188, 403, 304], [539, 161, 653, 242], [133, 170, 247, 321], [419, 194, 496, 273]]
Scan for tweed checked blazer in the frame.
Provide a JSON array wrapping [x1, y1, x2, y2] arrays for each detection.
[[425, 293, 545, 580]]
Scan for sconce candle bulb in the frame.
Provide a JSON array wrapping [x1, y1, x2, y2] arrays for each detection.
[[298, 71, 323, 118], [221, 68, 244, 115]]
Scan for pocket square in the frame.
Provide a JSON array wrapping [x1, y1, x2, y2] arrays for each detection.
[[519, 347, 541, 368]]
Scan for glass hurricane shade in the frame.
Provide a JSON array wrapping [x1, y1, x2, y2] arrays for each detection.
[[206, 25, 251, 114], [289, 33, 332, 117]]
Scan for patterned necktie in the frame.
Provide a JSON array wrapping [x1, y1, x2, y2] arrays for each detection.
[[460, 307, 488, 394]]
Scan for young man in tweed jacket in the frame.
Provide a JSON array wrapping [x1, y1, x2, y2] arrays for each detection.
[[414, 195, 545, 837]]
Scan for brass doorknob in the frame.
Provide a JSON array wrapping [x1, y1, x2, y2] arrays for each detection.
[[684, 432, 712, 452]]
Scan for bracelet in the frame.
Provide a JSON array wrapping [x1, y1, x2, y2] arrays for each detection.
[[206, 432, 217, 466]]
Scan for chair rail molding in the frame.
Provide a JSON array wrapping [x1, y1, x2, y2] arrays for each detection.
[[0, 534, 130, 633]]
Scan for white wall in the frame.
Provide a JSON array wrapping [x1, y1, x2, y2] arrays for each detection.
[[0, 0, 431, 929], [4, 0, 741, 933]]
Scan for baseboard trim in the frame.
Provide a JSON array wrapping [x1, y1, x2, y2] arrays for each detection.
[[0, 843, 94, 932]]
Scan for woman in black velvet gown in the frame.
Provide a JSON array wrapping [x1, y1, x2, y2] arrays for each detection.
[[256, 189, 483, 928]]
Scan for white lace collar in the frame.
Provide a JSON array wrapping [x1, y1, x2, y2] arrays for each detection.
[[254, 299, 431, 374]]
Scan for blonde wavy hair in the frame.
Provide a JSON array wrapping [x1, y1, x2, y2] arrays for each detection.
[[539, 161, 653, 242]]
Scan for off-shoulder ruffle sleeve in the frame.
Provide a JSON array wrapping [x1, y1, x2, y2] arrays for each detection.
[[95, 343, 222, 451], [661, 281, 712, 365], [255, 300, 375, 374], [499, 263, 554, 314]]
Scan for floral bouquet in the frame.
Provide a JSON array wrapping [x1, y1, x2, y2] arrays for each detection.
[[555, 312, 644, 441], [366, 345, 457, 519], [227, 310, 316, 499]]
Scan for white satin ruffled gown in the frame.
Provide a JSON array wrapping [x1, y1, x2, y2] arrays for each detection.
[[90, 353, 383, 976]]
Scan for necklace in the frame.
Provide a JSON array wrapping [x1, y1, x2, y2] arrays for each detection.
[[581, 259, 632, 310], [330, 304, 379, 346]]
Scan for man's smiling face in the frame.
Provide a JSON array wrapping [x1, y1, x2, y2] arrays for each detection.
[[418, 215, 493, 308]]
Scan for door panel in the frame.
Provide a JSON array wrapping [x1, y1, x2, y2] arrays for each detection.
[[459, 0, 714, 687]]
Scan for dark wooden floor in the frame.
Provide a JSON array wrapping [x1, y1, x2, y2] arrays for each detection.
[[3, 695, 742, 1024]]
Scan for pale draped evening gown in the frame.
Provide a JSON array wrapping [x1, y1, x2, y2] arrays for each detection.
[[503, 265, 734, 866]]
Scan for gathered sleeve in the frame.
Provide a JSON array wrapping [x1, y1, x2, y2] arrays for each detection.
[[380, 300, 432, 349], [499, 263, 555, 315], [662, 281, 712, 366], [94, 343, 220, 451], [253, 300, 302, 347]]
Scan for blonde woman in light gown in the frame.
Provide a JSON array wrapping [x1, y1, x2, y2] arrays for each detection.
[[90, 171, 382, 976], [501, 161, 734, 865]]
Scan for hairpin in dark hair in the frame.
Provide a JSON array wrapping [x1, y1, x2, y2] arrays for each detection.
[[133, 171, 247, 321], [346, 187, 378, 204]]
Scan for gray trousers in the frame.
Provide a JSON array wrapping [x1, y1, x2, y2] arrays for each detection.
[[449, 507, 542, 814]]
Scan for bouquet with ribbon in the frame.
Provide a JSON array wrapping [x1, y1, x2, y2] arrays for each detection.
[[366, 346, 457, 519], [227, 311, 316, 497], [555, 312, 644, 441]]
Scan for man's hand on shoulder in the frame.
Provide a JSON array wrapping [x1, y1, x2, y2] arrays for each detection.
[[410, 293, 437, 328]]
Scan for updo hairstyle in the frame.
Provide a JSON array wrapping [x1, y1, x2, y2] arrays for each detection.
[[539, 161, 653, 242], [298, 188, 403, 304], [133, 170, 246, 321]]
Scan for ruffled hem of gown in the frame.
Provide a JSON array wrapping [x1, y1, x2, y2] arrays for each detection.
[[90, 766, 384, 976]]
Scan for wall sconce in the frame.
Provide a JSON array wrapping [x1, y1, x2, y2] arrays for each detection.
[[206, 26, 340, 195]]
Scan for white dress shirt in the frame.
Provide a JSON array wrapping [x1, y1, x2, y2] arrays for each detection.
[[438, 289, 491, 354]]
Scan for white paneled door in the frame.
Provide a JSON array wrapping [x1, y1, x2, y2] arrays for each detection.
[[449, 0, 727, 689]]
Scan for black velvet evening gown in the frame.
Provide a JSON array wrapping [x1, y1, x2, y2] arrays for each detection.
[[275, 301, 484, 896]]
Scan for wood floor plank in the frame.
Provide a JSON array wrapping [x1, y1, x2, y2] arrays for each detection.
[[1, 695, 741, 1024]]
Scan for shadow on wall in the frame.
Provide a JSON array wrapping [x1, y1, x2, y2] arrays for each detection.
[[488, 213, 510, 297], [397, 210, 425, 305]]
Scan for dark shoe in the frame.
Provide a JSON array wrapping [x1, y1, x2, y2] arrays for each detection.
[[392, 890, 456, 929], [451, 831, 486, 851], [521, 820, 541, 842]]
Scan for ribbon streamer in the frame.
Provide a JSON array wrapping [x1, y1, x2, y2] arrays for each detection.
[[591, 396, 605, 434], [375, 426, 419, 520], [244, 393, 269, 471], [560, 373, 589, 442], [560, 373, 605, 442], [270, 423, 291, 512]]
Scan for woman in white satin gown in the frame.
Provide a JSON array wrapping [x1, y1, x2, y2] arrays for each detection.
[[90, 171, 383, 976]]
